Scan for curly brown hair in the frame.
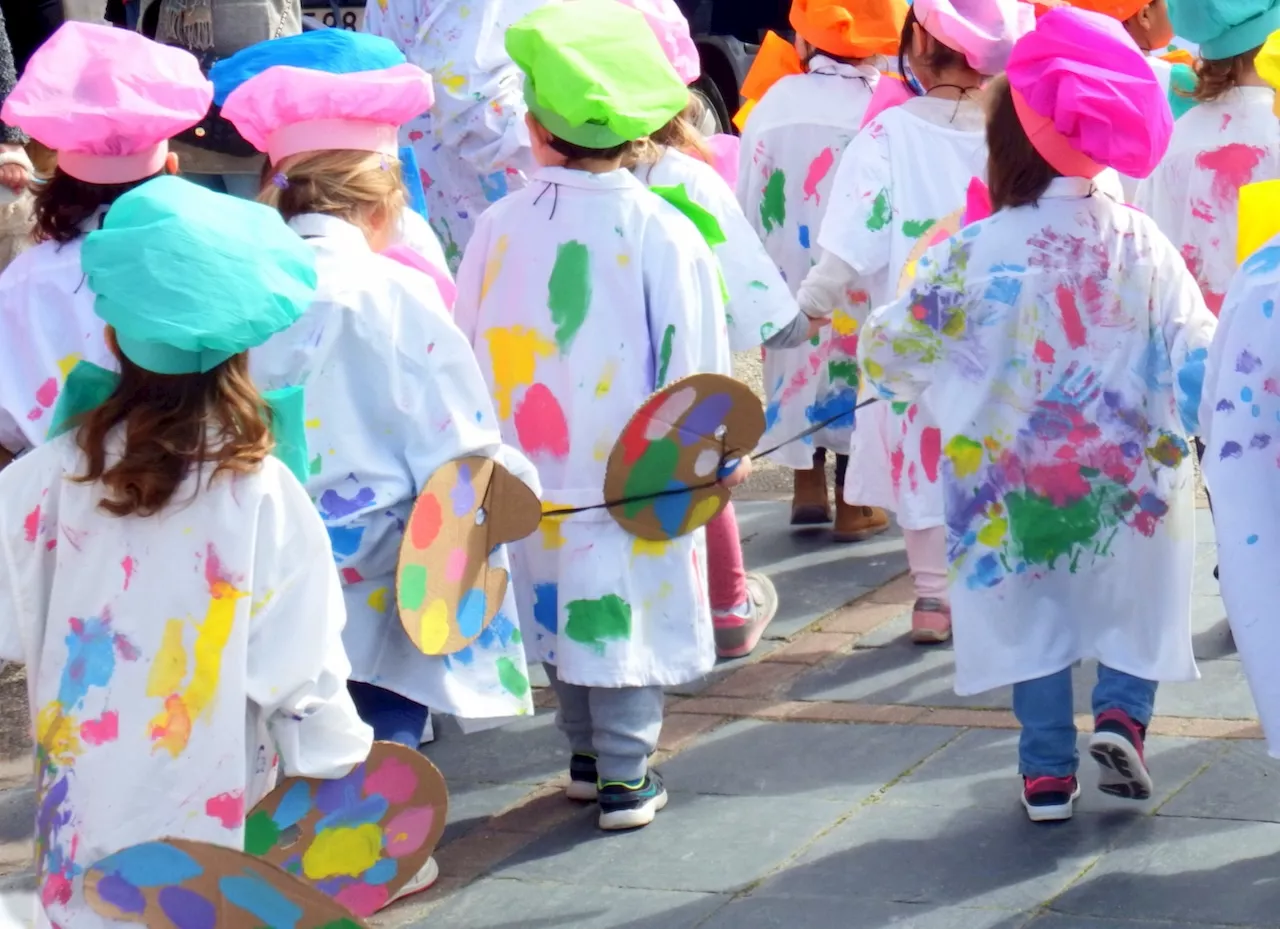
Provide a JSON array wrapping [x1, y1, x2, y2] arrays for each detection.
[[986, 75, 1059, 213], [32, 168, 165, 246], [1188, 48, 1261, 103], [73, 329, 275, 518]]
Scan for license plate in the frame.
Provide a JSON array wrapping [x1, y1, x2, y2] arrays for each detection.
[[318, 6, 364, 30]]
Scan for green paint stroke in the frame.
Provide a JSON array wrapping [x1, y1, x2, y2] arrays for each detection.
[[827, 359, 859, 388], [902, 218, 935, 239], [866, 188, 891, 232], [623, 437, 680, 518], [564, 595, 633, 655], [243, 809, 279, 856], [657, 323, 676, 388], [760, 169, 786, 233], [548, 240, 592, 351], [400, 564, 427, 612], [497, 657, 530, 698], [1006, 486, 1118, 570]]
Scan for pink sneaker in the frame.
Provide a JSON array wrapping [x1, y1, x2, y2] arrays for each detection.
[[1089, 709, 1153, 801], [713, 573, 778, 659], [911, 598, 952, 644]]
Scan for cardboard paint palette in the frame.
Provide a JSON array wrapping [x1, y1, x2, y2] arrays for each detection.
[[244, 743, 449, 917], [86, 839, 367, 929], [897, 209, 963, 297], [397, 457, 541, 656], [601, 373, 765, 541]]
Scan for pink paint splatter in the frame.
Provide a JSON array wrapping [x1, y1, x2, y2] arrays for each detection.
[[23, 505, 39, 543], [803, 147, 836, 204], [1191, 199, 1215, 223], [1265, 377, 1280, 396], [1196, 143, 1267, 203], [1034, 340, 1056, 364], [1055, 285, 1087, 349], [205, 791, 245, 829], [514, 384, 569, 459], [35, 378, 57, 409], [335, 882, 390, 918], [341, 567, 364, 584], [890, 445, 905, 493], [408, 130, 424, 142], [121, 556, 135, 591], [363, 756, 418, 804], [920, 428, 941, 483], [80, 712, 118, 746]]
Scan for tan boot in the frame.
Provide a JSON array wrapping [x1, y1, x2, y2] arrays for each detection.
[[791, 466, 832, 525], [833, 500, 890, 543]]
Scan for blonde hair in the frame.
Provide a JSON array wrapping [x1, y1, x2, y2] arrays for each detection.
[[258, 149, 407, 239], [627, 94, 714, 169]]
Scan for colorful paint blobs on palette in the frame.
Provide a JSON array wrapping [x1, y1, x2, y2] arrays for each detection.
[[245, 744, 448, 917], [898, 209, 962, 298], [85, 839, 367, 929], [604, 374, 765, 541], [397, 457, 541, 655]]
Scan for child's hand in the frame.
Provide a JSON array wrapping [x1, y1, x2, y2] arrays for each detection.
[[718, 455, 753, 490], [804, 313, 830, 340]]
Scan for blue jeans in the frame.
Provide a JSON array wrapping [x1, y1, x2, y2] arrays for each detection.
[[1012, 664, 1157, 778], [183, 172, 261, 201], [347, 681, 430, 748]]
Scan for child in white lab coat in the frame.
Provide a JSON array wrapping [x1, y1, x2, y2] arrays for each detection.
[[0, 22, 210, 460], [860, 8, 1216, 823], [454, 0, 733, 830], [0, 175, 373, 929], [223, 57, 541, 759]]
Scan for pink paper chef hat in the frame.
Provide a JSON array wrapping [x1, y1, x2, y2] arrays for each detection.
[[706, 134, 740, 188], [914, 0, 1036, 75], [0, 22, 211, 184], [1006, 7, 1172, 180], [615, 0, 701, 84], [222, 63, 433, 165]]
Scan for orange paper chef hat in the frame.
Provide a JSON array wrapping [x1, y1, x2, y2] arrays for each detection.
[[790, 0, 910, 58], [1056, 0, 1148, 18]]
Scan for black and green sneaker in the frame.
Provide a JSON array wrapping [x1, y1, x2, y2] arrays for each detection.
[[567, 753, 598, 802], [598, 770, 668, 830]]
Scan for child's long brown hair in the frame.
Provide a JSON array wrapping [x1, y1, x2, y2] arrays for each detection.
[[1187, 48, 1262, 103], [73, 329, 274, 517], [985, 75, 1059, 212]]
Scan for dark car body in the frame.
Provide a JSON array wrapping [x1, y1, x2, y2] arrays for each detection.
[[676, 0, 789, 130]]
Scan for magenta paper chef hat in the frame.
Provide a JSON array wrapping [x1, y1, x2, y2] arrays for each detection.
[[222, 63, 433, 165], [914, 0, 1036, 74], [615, 0, 701, 84], [1006, 7, 1171, 179], [1, 22, 211, 184]]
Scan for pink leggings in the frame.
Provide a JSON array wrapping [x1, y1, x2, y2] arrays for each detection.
[[706, 503, 748, 615], [904, 526, 948, 602]]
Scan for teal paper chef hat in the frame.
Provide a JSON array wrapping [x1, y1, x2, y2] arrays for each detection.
[[82, 174, 317, 374], [1169, 0, 1280, 60]]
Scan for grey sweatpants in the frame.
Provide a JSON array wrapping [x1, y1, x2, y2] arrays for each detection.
[[544, 663, 665, 784]]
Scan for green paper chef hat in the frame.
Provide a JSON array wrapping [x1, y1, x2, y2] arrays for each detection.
[[506, 0, 691, 149], [82, 174, 318, 375]]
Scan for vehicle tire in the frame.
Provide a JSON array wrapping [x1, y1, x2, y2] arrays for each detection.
[[691, 77, 731, 135]]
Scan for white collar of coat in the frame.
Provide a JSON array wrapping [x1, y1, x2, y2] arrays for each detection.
[[287, 212, 372, 248], [531, 165, 648, 190], [809, 56, 881, 80], [1039, 176, 1102, 200]]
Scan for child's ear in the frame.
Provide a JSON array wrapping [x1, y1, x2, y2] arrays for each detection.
[[163, 151, 180, 176]]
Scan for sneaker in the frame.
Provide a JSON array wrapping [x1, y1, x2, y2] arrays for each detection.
[[388, 856, 439, 904], [791, 466, 832, 525], [1089, 709, 1153, 801], [911, 598, 952, 644], [567, 752, 599, 802], [1021, 775, 1081, 822], [598, 771, 668, 831], [713, 573, 779, 659], [832, 501, 890, 543]]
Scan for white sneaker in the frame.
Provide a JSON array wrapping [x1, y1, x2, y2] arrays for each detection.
[[389, 856, 439, 903]]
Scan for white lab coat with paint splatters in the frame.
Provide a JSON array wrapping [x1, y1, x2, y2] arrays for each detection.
[[364, 0, 552, 269], [454, 166, 731, 688], [634, 147, 798, 352], [0, 433, 372, 929], [819, 97, 988, 530], [1137, 86, 1280, 316], [250, 213, 540, 719], [1201, 236, 1280, 756], [859, 178, 1216, 695], [0, 228, 114, 455], [736, 57, 879, 469]]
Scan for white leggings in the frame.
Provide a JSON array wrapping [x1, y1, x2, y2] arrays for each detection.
[[904, 526, 948, 602]]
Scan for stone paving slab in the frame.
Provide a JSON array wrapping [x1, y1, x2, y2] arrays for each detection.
[[1156, 740, 1280, 823], [697, 894, 1030, 929], [424, 879, 725, 929]]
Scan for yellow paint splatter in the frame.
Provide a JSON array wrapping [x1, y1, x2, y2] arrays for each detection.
[[439, 65, 466, 94], [831, 311, 859, 336], [186, 579, 244, 723], [302, 824, 383, 879], [149, 695, 191, 759], [56, 354, 81, 379], [146, 619, 187, 697], [540, 501, 567, 550], [595, 360, 618, 399], [617, 253, 630, 267], [864, 358, 884, 380], [250, 590, 274, 618], [367, 587, 389, 613], [977, 518, 1007, 547], [631, 537, 670, 558], [481, 234, 509, 302], [36, 703, 79, 765], [944, 435, 984, 479], [305, 418, 322, 429], [484, 325, 556, 419], [684, 496, 724, 533], [419, 599, 450, 653]]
